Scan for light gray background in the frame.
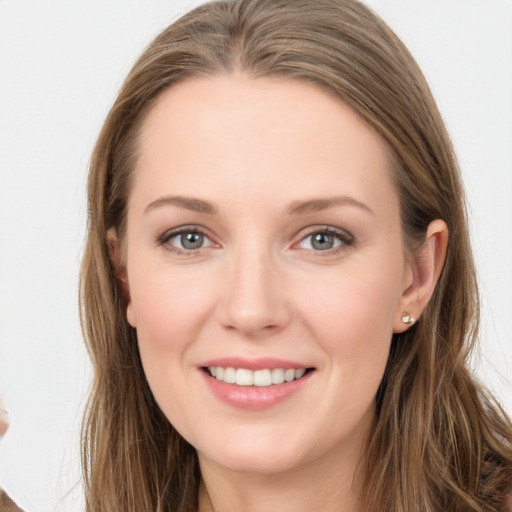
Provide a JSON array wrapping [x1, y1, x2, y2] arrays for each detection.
[[0, 1, 511, 510]]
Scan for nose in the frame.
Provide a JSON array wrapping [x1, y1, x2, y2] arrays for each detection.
[[216, 243, 290, 339]]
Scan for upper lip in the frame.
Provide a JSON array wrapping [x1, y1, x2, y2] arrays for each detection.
[[199, 357, 313, 371]]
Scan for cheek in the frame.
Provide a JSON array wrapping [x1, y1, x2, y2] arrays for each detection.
[[126, 266, 216, 396], [296, 259, 402, 391], [301, 264, 400, 342], [128, 265, 212, 342], [126, 270, 215, 425]]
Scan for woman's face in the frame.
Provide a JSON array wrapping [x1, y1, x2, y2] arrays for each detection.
[[123, 76, 414, 476]]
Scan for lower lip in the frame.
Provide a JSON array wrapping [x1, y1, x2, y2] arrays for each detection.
[[201, 370, 313, 411]]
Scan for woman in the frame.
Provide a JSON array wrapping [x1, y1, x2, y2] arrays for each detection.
[[80, 0, 512, 510]]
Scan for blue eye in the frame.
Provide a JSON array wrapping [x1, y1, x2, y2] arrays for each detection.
[[161, 229, 214, 252], [297, 229, 352, 252]]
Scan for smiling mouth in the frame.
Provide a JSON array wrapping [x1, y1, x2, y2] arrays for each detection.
[[203, 366, 315, 387]]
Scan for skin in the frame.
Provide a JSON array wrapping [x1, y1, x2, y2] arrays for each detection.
[[116, 75, 447, 512], [0, 395, 8, 438], [0, 408, 7, 438]]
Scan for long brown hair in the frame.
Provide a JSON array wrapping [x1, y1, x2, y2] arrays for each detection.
[[80, 1, 512, 510]]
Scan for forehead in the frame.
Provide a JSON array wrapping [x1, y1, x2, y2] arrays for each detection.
[[130, 75, 397, 214]]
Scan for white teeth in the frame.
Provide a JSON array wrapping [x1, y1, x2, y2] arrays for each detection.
[[209, 366, 309, 386], [224, 367, 236, 384], [254, 369, 272, 387], [271, 368, 285, 384], [284, 369, 295, 382], [235, 368, 253, 386], [295, 368, 306, 379]]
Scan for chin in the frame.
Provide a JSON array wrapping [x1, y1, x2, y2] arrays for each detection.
[[202, 449, 304, 475], [195, 429, 315, 475]]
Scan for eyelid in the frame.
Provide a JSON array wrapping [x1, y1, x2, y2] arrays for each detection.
[[292, 225, 354, 252], [156, 224, 353, 255], [157, 224, 219, 253]]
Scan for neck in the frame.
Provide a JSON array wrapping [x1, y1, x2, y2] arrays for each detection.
[[197, 429, 368, 512]]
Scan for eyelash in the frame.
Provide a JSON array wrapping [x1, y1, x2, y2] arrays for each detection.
[[294, 226, 354, 255], [157, 225, 217, 255], [156, 225, 354, 256]]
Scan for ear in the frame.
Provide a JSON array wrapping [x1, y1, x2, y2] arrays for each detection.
[[393, 219, 448, 333], [107, 228, 136, 327]]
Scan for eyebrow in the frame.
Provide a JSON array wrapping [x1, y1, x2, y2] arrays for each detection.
[[286, 196, 375, 216], [144, 194, 374, 216], [144, 195, 217, 215]]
